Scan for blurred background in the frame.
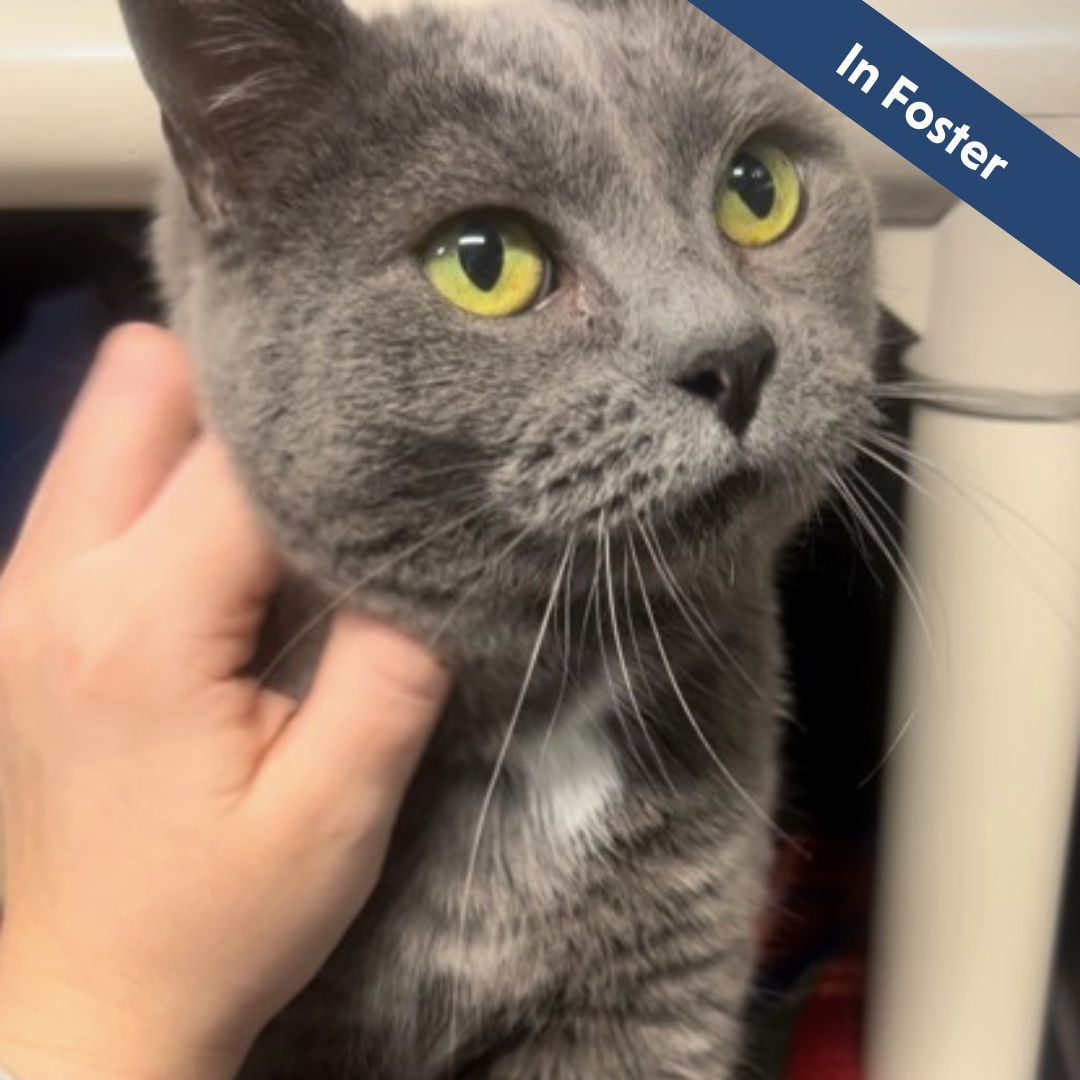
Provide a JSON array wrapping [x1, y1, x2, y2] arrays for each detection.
[[1, 2, 1078, 1078]]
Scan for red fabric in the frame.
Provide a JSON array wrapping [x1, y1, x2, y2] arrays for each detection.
[[784, 954, 866, 1080], [755, 835, 871, 1079]]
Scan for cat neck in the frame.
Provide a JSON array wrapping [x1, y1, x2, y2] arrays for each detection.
[[430, 564, 780, 767]]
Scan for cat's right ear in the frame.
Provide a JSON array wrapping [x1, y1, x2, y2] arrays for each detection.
[[119, 0, 363, 225]]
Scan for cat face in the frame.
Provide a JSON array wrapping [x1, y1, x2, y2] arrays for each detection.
[[127, 0, 878, 627]]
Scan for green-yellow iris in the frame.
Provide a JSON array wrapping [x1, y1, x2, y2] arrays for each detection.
[[423, 215, 549, 318], [717, 141, 802, 248]]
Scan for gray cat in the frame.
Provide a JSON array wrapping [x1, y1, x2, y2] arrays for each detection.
[[119, 0, 878, 1075]]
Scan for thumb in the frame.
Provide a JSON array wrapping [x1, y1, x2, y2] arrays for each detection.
[[252, 612, 449, 833]]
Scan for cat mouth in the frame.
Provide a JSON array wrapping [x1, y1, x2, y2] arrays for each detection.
[[670, 466, 769, 527]]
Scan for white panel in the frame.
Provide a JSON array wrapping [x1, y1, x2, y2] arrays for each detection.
[[877, 227, 937, 336], [880, 0, 1080, 114], [1, 0, 1077, 213], [869, 200, 1080, 1080]]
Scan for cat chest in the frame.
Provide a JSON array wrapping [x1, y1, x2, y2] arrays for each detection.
[[344, 680, 628, 1071]]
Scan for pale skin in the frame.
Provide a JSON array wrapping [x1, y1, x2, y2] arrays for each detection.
[[0, 325, 450, 1079]]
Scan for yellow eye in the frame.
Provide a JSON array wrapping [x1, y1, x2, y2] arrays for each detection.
[[423, 215, 550, 318], [717, 141, 802, 248]]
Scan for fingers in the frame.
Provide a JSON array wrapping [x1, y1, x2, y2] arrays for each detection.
[[17, 325, 198, 564], [252, 613, 449, 832], [16, 321, 281, 654], [130, 437, 283, 637]]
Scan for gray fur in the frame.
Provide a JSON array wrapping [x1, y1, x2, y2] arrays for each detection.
[[120, 0, 878, 1075]]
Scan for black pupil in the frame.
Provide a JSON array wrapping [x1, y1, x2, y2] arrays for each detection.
[[729, 153, 776, 219], [458, 222, 505, 292]]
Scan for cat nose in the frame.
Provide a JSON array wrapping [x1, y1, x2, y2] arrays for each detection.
[[672, 330, 777, 438]]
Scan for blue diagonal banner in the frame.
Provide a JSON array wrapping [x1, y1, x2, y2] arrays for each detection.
[[690, 0, 1080, 287]]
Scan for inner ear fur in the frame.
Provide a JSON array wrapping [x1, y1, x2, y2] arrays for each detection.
[[120, 0, 361, 222]]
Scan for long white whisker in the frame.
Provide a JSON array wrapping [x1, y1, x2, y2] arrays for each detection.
[[577, 534, 603, 668], [539, 536, 579, 766], [604, 528, 676, 794], [620, 544, 649, 674], [448, 539, 573, 1064], [822, 466, 883, 586], [828, 468, 944, 784], [628, 532, 803, 855], [427, 529, 530, 648], [257, 504, 487, 687], [833, 470, 938, 669], [865, 430, 1080, 590], [858, 706, 919, 790], [638, 520, 766, 705], [594, 518, 652, 782], [845, 467, 938, 629]]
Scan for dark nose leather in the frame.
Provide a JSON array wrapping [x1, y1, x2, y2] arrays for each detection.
[[672, 330, 777, 438]]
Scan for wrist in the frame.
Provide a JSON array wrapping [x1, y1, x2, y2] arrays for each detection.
[[0, 1035, 237, 1080], [0, 1014, 245, 1080], [0, 945, 251, 1080], [0, 1010, 245, 1080]]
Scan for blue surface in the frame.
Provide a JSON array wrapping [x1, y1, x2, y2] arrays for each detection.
[[0, 289, 98, 550]]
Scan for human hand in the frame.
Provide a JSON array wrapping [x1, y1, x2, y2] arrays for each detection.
[[0, 325, 449, 1079]]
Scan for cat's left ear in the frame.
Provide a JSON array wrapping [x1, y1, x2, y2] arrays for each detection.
[[120, 0, 365, 224]]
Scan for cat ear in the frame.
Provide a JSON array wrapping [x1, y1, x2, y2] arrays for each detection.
[[120, 0, 361, 224]]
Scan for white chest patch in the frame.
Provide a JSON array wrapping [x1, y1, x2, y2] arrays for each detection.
[[424, 680, 623, 986], [512, 678, 624, 855]]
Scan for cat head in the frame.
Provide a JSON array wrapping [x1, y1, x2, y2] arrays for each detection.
[[123, 0, 878, 641]]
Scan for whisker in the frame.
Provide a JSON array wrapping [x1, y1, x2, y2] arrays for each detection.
[[603, 527, 677, 794], [858, 434, 1079, 635], [448, 539, 573, 1064], [638, 520, 767, 706], [620, 544, 649, 673], [858, 435, 953, 514], [832, 470, 938, 669], [256, 504, 487, 688], [628, 532, 804, 856], [821, 465, 883, 586], [539, 536, 579, 766], [426, 529, 530, 648], [594, 517, 653, 783], [858, 706, 919, 790], [866, 429, 1080, 585], [843, 461, 909, 545], [845, 467, 937, 626], [577, 533, 603, 668], [828, 471, 944, 786]]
